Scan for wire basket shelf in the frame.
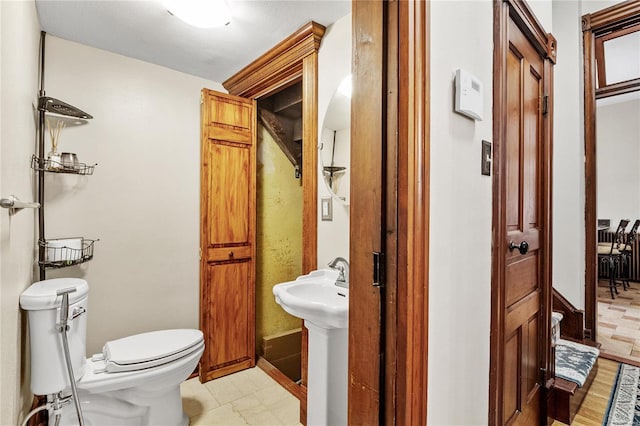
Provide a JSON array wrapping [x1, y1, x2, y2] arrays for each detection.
[[39, 238, 98, 268], [31, 155, 96, 175]]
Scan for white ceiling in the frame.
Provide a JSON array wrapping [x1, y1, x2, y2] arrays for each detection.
[[35, 0, 351, 83]]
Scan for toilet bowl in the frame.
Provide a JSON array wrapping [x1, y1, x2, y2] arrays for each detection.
[[20, 278, 204, 426]]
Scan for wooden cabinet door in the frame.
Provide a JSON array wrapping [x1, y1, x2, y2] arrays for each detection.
[[200, 89, 256, 381]]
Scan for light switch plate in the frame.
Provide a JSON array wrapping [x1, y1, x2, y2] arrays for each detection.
[[481, 140, 492, 176]]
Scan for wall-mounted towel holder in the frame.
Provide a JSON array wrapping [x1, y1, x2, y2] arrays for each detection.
[[0, 195, 41, 210]]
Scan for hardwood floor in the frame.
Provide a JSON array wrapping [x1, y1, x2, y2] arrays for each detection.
[[597, 280, 640, 364], [551, 358, 618, 425]]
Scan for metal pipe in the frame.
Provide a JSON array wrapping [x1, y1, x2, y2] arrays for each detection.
[[38, 31, 46, 280], [57, 289, 85, 426]]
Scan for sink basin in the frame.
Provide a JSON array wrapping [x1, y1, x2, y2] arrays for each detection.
[[273, 269, 349, 329]]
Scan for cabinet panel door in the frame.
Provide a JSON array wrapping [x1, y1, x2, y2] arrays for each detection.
[[205, 260, 253, 371], [200, 89, 256, 381], [206, 142, 250, 246]]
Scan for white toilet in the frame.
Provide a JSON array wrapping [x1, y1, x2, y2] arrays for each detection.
[[20, 278, 204, 426]]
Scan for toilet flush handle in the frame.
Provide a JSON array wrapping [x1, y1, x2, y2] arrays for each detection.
[[71, 306, 86, 320]]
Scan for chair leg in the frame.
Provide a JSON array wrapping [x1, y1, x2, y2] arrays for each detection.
[[622, 254, 630, 290], [609, 263, 616, 299]]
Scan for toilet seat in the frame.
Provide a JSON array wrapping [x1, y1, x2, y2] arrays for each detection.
[[96, 329, 203, 373]]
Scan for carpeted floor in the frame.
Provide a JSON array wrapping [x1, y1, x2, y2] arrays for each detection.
[[602, 363, 640, 426], [597, 280, 640, 364]]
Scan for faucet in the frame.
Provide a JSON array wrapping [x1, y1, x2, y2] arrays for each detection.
[[327, 257, 349, 288]]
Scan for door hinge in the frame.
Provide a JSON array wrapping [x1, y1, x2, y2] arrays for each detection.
[[200, 92, 204, 104], [541, 95, 549, 115], [372, 252, 385, 288], [199, 248, 202, 261]]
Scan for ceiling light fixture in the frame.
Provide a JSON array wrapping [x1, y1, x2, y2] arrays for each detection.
[[163, 0, 232, 28]]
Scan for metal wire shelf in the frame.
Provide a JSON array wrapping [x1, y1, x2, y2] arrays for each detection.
[[38, 96, 93, 119], [38, 238, 98, 268], [31, 155, 96, 175]]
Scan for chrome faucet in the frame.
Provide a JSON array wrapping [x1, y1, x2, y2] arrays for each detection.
[[328, 257, 349, 288]]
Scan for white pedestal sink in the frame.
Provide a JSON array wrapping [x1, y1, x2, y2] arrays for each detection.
[[273, 269, 348, 426]]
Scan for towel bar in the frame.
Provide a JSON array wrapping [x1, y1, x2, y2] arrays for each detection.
[[0, 195, 40, 209]]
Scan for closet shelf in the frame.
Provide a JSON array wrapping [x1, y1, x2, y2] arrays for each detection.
[[38, 97, 93, 120], [38, 239, 98, 269], [31, 155, 96, 175]]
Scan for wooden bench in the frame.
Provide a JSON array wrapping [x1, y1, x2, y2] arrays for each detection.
[[548, 301, 600, 425], [549, 336, 600, 424]]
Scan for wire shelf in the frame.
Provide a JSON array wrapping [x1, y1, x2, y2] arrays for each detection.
[[38, 97, 93, 120], [31, 155, 96, 175], [39, 238, 97, 268]]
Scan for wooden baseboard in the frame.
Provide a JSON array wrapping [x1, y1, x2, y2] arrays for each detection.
[[599, 352, 640, 368], [256, 356, 305, 400]]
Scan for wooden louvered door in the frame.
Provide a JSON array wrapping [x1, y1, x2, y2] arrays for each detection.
[[200, 89, 256, 381]]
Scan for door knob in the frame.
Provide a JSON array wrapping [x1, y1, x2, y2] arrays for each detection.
[[509, 240, 529, 255]]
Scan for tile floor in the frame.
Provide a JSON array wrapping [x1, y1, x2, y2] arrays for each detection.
[[597, 280, 640, 364], [180, 366, 302, 425]]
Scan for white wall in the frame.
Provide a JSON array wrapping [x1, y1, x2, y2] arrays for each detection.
[[317, 13, 351, 267], [43, 37, 224, 354], [551, 0, 630, 308], [552, 0, 586, 307], [0, 1, 41, 424], [427, 1, 497, 423], [596, 98, 640, 225]]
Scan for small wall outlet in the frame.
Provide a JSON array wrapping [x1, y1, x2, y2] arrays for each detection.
[[481, 140, 492, 176]]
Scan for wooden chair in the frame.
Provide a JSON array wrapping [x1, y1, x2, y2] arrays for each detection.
[[619, 219, 640, 291], [598, 219, 629, 299]]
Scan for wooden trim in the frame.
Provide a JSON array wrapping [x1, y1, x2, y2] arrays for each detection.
[[552, 288, 585, 342], [599, 351, 640, 368], [396, 1, 430, 424], [582, 0, 640, 32], [384, 2, 399, 425], [349, 1, 385, 423], [594, 23, 640, 92], [582, 0, 640, 344], [257, 356, 306, 401], [489, 3, 509, 422], [223, 21, 325, 99], [505, 0, 557, 61], [596, 77, 640, 98], [301, 55, 318, 275], [489, 1, 555, 423]]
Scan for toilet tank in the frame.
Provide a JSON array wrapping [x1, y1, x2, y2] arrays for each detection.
[[20, 278, 89, 395]]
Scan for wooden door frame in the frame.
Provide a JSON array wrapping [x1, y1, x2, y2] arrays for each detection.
[[349, 1, 429, 424], [222, 21, 324, 421], [489, 1, 556, 424], [582, 0, 640, 342]]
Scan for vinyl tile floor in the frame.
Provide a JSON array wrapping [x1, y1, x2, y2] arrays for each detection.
[[597, 280, 640, 364], [181, 367, 302, 425]]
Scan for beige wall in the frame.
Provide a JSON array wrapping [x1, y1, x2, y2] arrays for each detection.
[[43, 36, 224, 354], [428, 1, 500, 422], [0, 1, 41, 424], [317, 13, 351, 266], [256, 125, 303, 348]]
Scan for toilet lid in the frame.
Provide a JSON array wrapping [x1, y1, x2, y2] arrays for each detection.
[[102, 329, 203, 373]]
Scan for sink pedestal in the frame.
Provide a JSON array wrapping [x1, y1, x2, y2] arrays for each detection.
[[305, 321, 348, 426]]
